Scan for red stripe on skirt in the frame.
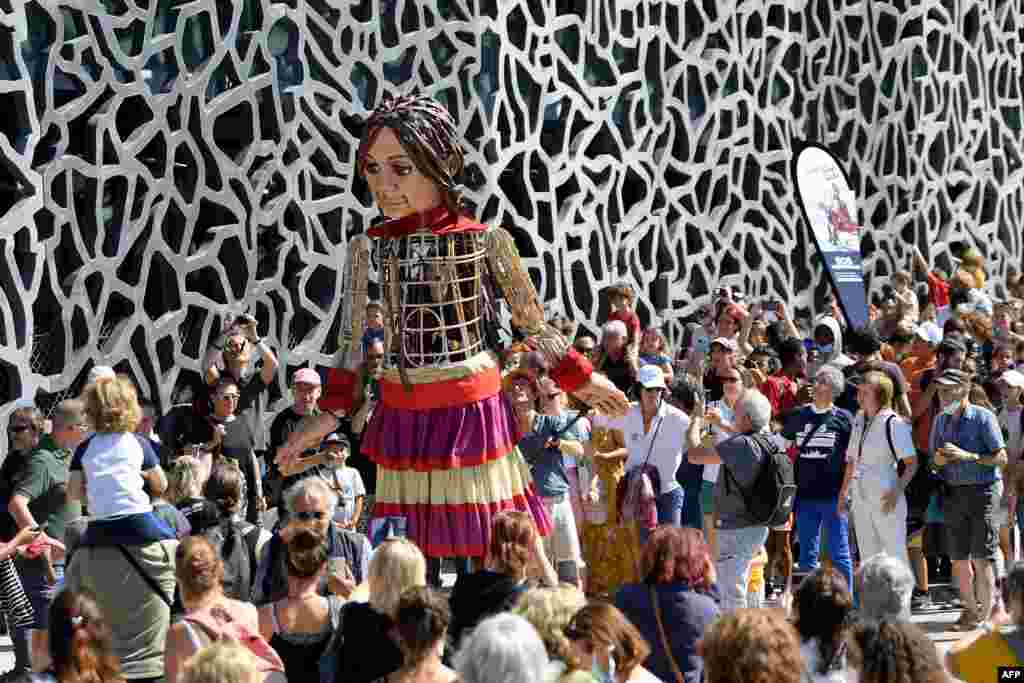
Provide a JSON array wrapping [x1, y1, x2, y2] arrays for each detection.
[[374, 490, 553, 558]]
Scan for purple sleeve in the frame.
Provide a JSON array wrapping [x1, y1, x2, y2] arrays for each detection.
[[69, 439, 90, 471], [135, 435, 160, 470]]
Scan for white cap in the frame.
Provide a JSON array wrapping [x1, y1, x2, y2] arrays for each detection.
[[637, 365, 667, 390], [914, 322, 943, 346], [87, 365, 116, 385], [1000, 370, 1024, 389]]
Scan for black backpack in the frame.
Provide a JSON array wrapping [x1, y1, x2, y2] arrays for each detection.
[[204, 520, 261, 602], [724, 433, 797, 527]]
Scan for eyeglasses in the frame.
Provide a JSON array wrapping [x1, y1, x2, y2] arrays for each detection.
[[217, 393, 241, 401], [292, 510, 326, 522]]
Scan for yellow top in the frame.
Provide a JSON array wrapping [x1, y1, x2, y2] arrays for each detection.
[[949, 628, 1022, 682], [747, 547, 768, 592]]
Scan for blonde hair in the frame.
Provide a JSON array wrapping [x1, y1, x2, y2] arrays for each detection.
[[167, 456, 204, 503], [369, 538, 426, 617], [512, 585, 587, 672], [179, 641, 259, 683], [83, 375, 141, 433], [862, 371, 894, 410]]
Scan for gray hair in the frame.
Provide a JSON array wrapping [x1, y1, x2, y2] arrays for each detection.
[[857, 553, 914, 621], [602, 320, 628, 340], [454, 614, 549, 683], [815, 365, 845, 399], [737, 390, 772, 432], [283, 476, 338, 520]]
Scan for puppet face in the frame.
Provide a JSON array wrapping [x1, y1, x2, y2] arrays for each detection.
[[363, 127, 444, 219]]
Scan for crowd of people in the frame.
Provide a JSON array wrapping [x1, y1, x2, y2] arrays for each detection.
[[5, 87, 1024, 683], [0, 244, 1021, 683]]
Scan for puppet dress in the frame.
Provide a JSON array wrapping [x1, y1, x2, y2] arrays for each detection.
[[323, 207, 557, 558]]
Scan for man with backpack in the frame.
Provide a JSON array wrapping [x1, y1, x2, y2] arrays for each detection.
[[687, 390, 795, 612]]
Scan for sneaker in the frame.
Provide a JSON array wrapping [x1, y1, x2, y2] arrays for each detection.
[[911, 589, 932, 610]]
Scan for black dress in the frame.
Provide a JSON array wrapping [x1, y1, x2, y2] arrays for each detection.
[[448, 570, 530, 650], [334, 602, 403, 683]]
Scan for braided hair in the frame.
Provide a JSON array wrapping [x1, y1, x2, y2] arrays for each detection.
[[357, 93, 466, 213]]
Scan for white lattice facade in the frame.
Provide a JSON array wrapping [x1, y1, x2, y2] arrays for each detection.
[[0, 0, 1022, 434]]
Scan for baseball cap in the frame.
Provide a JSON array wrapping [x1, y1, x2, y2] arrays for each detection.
[[914, 322, 943, 346], [968, 289, 994, 316], [322, 432, 350, 448], [938, 337, 967, 355], [1000, 370, 1024, 389], [293, 368, 321, 386], [637, 365, 667, 390], [933, 368, 970, 386], [710, 337, 738, 352]]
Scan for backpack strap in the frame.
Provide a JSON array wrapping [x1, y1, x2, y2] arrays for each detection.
[[241, 524, 262, 602], [116, 545, 173, 607], [884, 414, 898, 463]]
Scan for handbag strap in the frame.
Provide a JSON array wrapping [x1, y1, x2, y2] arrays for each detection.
[[116, 545, 173, 607], [649, 586, 685, 683]]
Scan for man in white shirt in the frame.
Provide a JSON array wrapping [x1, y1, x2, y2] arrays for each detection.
[[590, 366, 690, 544]]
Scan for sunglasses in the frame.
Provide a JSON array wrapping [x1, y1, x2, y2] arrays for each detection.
[[7, 425, 31, 433], [292, 510, 326, 522]]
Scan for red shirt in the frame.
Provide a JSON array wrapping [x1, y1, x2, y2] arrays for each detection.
[[927, 271, 950, 308], [759, 372, 801, 420]]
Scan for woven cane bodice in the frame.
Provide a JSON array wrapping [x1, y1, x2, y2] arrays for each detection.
[[378, 231, 489, 369]]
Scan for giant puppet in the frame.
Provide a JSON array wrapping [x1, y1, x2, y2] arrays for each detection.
[[276, 95, 628, 570]]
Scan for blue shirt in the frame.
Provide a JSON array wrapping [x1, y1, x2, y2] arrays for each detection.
[[519, 413, 589, 498], [782, 406, 853, 500], [930, 404, 1005, 486]]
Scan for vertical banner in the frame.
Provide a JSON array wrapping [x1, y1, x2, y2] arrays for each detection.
[[792, 143, 869, 331]]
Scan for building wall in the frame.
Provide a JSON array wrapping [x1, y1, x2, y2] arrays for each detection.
[[0, 0, 1022, 430]]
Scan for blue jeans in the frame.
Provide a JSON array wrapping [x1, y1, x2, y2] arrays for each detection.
[[682, 481, 703, 530], [640, 487, 685, 546], [716, 525, 769, 612], [796, 497, 853, 595], [12, 562, 63, 672]]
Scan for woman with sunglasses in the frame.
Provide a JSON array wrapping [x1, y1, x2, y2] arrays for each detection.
[[186, 377, 264, 525], [590, 365, 692, 546]]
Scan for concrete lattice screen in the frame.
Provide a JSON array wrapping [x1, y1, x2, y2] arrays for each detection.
[[0, 0, 1022, 437]]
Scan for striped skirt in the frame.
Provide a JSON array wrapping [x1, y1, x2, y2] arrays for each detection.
[[362, 361, 551, 558]]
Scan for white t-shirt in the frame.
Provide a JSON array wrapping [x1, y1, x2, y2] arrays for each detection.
[[701, 400, 736, 484], [70, 433, 158, 519], [592, 403, 690, 494], [845, 409, 915, 494], [329, 466, 366, 525]]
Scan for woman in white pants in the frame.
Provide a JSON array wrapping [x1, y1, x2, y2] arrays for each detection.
[[838, 371, 918, 570]]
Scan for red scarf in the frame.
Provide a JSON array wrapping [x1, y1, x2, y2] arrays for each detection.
[[366, 206, 486, 239]]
